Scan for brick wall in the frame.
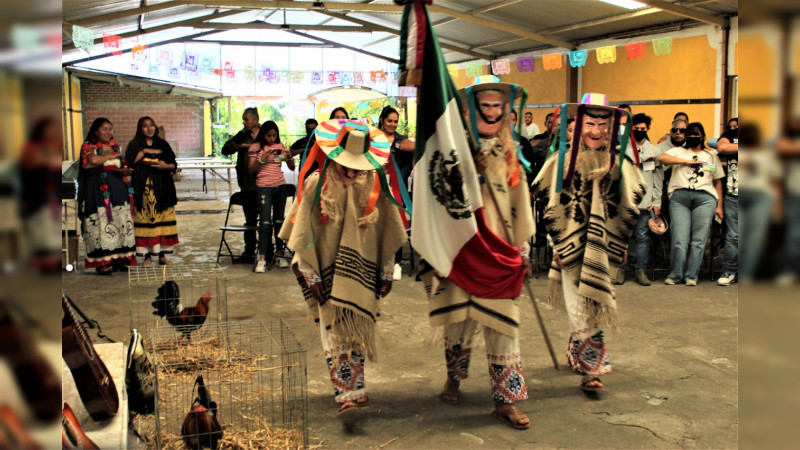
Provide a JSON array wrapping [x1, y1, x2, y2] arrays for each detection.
[[80, 79, 205, 156]]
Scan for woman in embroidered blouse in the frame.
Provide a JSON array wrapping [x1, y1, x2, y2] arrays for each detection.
[[125, 116, 179, 267], [658, 122, 724, 285], [78, 117, 136, 275], [248, 120, 296, 272], [378, 106, 415, 280]]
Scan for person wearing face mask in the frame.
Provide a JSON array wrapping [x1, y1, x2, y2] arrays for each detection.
[[658, 112, 689, 144], [621, 113, 664, 287], [248, 121, 295, 272], [278, 120, 406, 417], [532, 94, 646, 394], [657, 118, 688, 215], [125, 116, 179, 267], [289, 118, 318, 157], [78, 117, 137, 275], [658, 122, 724, 286]]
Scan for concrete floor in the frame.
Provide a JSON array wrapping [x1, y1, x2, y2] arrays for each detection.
[[61, 171, 738, 448]]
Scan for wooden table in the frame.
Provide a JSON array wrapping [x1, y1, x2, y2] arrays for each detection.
[[176, 157, 236, 199]]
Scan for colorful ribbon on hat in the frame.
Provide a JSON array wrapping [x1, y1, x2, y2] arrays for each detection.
[[554, 104, 570, 193], [388, 150, 413, 229], [293, 121, 412, 247]]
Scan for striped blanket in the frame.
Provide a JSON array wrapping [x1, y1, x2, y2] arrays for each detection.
[[531, 143, 645, 329], [279, 168, 407, 360]]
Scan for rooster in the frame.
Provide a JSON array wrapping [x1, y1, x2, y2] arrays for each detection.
[[151, 281, 212, 340], [181, 375, 223, 449]]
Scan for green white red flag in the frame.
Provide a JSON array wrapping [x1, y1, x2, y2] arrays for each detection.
[[398, 0, 525, 299]]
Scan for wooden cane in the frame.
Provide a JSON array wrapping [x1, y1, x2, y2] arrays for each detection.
[[478, 153, 560, 371], [524, 281, 559, 370]]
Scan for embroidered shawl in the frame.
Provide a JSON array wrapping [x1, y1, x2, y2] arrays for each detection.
[[531, 142, 645, 329], [278, 168, 407, 360]]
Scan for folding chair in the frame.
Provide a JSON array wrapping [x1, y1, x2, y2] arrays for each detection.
[[216, 192, 258, 265]]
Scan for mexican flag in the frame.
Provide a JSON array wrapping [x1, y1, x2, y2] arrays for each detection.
[[399, 1, 524, 299]]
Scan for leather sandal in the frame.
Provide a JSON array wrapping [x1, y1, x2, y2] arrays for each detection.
[[440, 383, 462, 404], [338, 396, 369, 414], [580, 377, 604, 392], [492, 404, 531, 430]]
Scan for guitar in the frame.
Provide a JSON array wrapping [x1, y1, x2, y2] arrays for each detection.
[[61, 403, 99, 450], [61, 294, 119, 421], [0, 406, 39, 449]]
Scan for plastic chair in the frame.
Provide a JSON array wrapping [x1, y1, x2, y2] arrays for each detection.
[[216, 192, 258, 265]]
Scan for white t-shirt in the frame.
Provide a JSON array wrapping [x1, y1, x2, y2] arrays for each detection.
[[523, 123, 540, 140], [665, 147, 724, 200]]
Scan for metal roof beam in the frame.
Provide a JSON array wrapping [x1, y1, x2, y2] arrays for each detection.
[[192, 22, 381, 32], [184, 40, 332, 47], [62, 10, 242, 51], [426, 4, 574, 50], [183, 1, 406, 13], [319, 12, 493, 60], [540, 8, 660, 34], [63, 29, 225, 66], [432, 0, 525, 28], [470, 36, 526, 51], [636, 0, 728, 27], [537, 0, 715, 34], [284, 30, 399, 64], [138, 0, 148, 32], [362, 35, 395, 48], [69, 0, 190, 27]]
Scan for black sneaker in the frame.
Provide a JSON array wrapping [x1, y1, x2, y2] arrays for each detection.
[[235, 254, 256, 264]]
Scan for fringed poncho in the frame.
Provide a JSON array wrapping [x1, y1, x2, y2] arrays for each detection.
[[278, 167, 407, 360], [425, 137, 536, 338], [531, 143, 645, 329]]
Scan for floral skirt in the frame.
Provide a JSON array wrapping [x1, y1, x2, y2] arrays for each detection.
[[134, 179, 179, 258], [84, 204, 136, 268]]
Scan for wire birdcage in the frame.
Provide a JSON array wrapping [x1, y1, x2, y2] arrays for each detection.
[[128, 264, 228, 341], [151, 320, 308, 449]]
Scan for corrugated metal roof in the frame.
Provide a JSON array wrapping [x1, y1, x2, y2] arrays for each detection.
[[62, 0, 737, 65]]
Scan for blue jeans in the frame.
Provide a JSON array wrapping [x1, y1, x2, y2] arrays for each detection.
[[256, 185, 288, 258], [240, 190, 259, 255], [668, 189, 717, 282], [632, 211, 652, 270], [784, 193, 800, 274], [739, 190, 772, 279], [721, 196, 738, 274]]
